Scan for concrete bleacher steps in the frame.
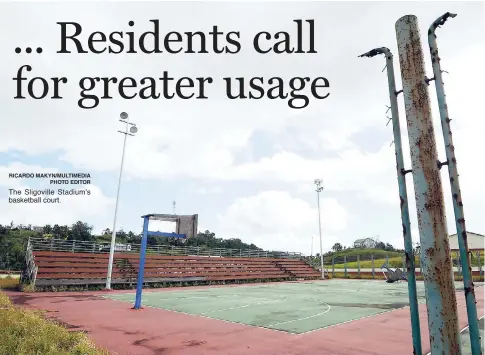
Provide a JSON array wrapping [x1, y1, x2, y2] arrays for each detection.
[[31, 251, 321, 287], [275, 259, 321, 278]]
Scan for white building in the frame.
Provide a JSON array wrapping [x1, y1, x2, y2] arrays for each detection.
[[353, 238, 377, 249], [448, 231, 484, 251]]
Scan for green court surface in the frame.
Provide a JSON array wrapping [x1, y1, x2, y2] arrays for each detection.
[[104, 280, 483, 335]]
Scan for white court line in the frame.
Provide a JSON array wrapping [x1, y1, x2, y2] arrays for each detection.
[[297, 284, 485, 336], [267, 301, 331, 327], [149, 292, 286, 302], [103, 294, 331, 334], [151, 294, 240, 301], [201, 297, 288, 314], [107, 297, 292, 335], [103, 282, 485, 336], [296, 302, 417, 336]]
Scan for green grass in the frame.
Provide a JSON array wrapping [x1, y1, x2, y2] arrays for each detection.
[[324, 248, 402, 262], [0, 275, 20, 289], [95, 236, 112, 243], [333, 256, 408, 269], [0, 273, 20, 279], [332, 253, 484, 269], [0, 290, 110, 355]]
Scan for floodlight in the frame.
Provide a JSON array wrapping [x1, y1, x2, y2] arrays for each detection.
[[120, 112, 128, 120], [130, 126, 138, 134]]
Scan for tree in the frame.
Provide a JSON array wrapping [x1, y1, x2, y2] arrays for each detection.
[[52, 224, 64, 239], [332, 243, 343, 252], [126, 231, 139, 243], [68, 221, 93, 241], [116, 229, 127, 241], [375, 241, 386, 250], [384, 243, 395, 252]]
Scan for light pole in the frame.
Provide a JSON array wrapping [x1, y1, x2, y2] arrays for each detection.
[[105, 112, 138, 290], [314, 179, 324, 279]]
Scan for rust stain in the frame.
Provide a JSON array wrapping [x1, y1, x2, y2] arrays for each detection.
[[396, 14, 461, 352]]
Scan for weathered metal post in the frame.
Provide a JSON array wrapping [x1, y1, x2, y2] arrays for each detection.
[[371, 255, 375, 279], [134, 216, 149, 310], [478, 252, 483, 278], [344, 256, 347, 278], [357, 255, 361, 278], [332, 255, 335, 277], [428, 12, 481, 355], [396, 15, 461, 354], [359, 47, 422, 355]]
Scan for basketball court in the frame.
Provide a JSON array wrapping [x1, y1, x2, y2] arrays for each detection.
[[103, 279, 483, 335], [7, 279, 484, 355]]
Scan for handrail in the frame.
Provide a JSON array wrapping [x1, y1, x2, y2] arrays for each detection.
[[27, 237, 302, 259]]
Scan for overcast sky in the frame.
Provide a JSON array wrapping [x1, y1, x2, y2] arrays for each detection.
[[0, 1, 483, 254]]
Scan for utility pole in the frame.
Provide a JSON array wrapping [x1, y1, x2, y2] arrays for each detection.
[[311, 235, 314, 257], [106, 112, 138, 290], [314, 179, 325, 279]]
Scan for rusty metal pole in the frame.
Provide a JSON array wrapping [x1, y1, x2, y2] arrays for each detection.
[[359, 47, 422, 355], [395, 15, 462, 355], [428, 12, 482, 355]]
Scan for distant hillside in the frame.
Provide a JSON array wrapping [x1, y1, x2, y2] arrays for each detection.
[[304, 248, 404, 268]]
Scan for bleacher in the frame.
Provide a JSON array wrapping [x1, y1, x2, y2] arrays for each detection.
[[276, 259, 321, 278], [28, 245, 321, 287]]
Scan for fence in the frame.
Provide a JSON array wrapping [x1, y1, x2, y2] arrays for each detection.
[[303, 251, 484, 278], [27, 237, 303, 259]]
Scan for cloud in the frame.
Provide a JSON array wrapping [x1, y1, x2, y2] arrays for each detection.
[[0, 2, 483, 254], [216, 190, 347, 254], [196, 186, 223, 195]]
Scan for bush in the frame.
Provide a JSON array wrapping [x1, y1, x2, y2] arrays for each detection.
[[0, 291, 110, 355]]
